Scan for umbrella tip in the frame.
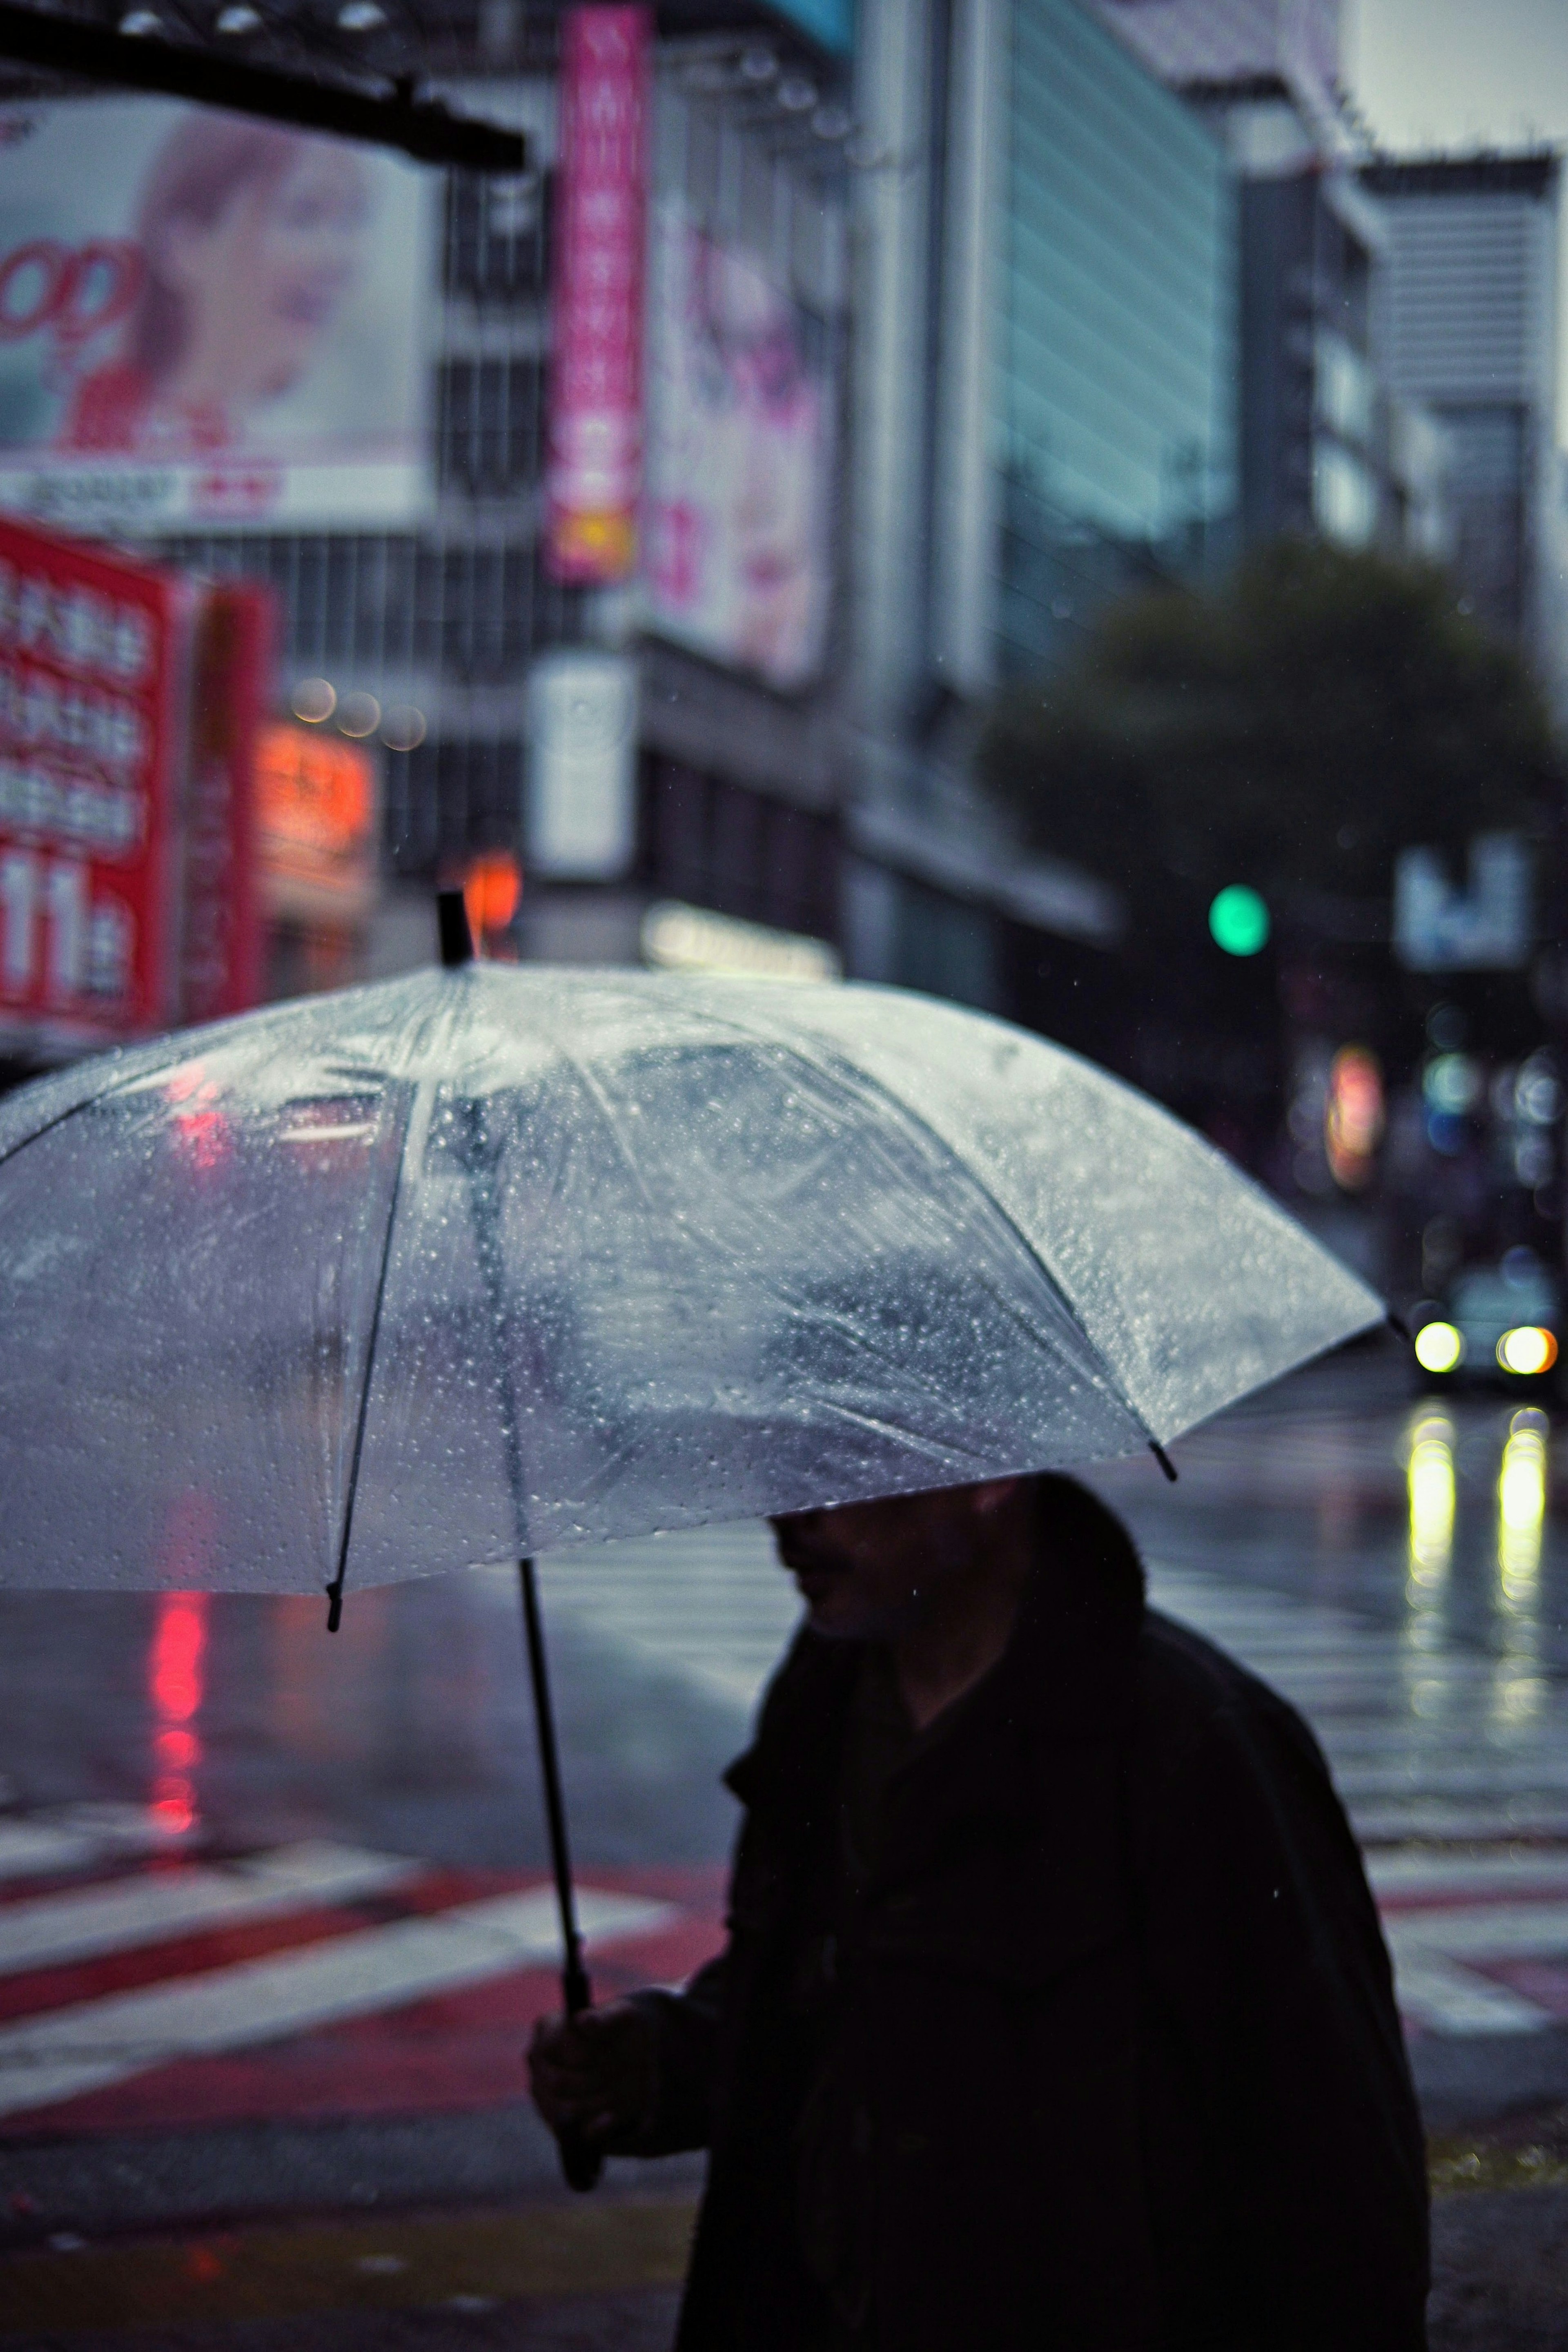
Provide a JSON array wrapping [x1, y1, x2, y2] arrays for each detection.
[[438, 888, 474, 969], [1149, 1441, 1178, 1484]]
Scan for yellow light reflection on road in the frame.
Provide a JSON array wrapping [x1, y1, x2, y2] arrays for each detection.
[[1402, 1411, 1456, 1713], [1498, 1410, 1548, 1592], [1494, 1408, 1550, 1730], [1407, 1413, 1456, 1582]]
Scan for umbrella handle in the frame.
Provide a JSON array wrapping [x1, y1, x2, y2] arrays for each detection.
[[519, 1558, 604, 2194], [557, 1943, 603, 2194]]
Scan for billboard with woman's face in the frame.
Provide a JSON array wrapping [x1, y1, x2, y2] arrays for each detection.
[[641, 201, 835, 693], [0, 99, 433, 532]]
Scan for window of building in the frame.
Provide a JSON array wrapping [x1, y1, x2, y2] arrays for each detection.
[[1315, 331, 1375, 450], [641, 760, 839, 946], [443, 169, 553, 301], [1312, 442, 1378, 547], [997, 0, 1236, 674], [388, 735, 526, 876], [437, 357, 545, 495]]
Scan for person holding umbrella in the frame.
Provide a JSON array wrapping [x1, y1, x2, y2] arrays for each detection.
[[529, 1467, 1429, 2350], [0, 904, 1426, 2343]]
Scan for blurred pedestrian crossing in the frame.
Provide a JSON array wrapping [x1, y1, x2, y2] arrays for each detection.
[[541, 1502, 1568, 1851], [5, 1444, 1568, 2142], [541, 1492, 1568, 2042]]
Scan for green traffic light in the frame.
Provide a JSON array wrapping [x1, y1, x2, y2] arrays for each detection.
[[1209, 885, 1270, 956]]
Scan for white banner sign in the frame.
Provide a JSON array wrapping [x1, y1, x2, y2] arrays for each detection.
[[526, 651, 639, 880]]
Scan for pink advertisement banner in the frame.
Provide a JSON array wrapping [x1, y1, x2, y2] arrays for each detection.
[[545, 4, 651, 585]]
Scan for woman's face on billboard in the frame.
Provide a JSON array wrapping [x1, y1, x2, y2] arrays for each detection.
[[158, 143, 368, 409], [699, 244, 822, 682]]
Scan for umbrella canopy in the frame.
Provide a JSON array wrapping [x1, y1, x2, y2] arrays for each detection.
[[0, 955, 1381, 1600]]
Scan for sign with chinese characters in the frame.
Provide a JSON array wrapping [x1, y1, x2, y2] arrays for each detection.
[[180, 581, 270, 1025], [0, 98, 434, 534], [545, 6, 651, 584], [255, 721, 378, 923], [0, 513, 186, 1049]]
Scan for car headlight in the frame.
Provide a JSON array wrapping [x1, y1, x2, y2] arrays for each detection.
[[1414, 1321, 1464, 1374], [1497, 1327, 1558, 1376]]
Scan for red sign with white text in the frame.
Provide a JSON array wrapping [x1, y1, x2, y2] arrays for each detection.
[[545, 4, 652, 584], [0, 514, 185, 1048]]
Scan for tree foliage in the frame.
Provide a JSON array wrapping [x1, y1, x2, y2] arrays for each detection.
[[977, 540, 1563, 916]]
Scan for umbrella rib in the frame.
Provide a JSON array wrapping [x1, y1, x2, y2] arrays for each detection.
[[325, 1081, 419, 1632], [0, 997, 306, 1175], [0, 1058, 174, 1175]]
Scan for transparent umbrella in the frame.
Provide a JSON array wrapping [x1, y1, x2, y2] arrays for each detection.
[[0, 894, 1382, 2174]]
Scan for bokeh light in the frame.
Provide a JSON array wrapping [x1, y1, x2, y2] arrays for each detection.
[[1498, 1327, 1558, 1377], [1208, 885, 1269, 956], [1407, 1412, 1456, 1579], [290, 677, 336, 724], [1414, 1321, 1463, 1374]]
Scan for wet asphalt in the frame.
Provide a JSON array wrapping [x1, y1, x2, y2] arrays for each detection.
[[4, 1338, 1568, 2344]]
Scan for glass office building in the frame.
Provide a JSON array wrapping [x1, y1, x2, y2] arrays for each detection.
[[995, 0, 1237, 673]]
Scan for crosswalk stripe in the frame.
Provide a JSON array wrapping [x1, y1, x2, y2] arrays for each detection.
[[1389, 1901, 1568, 1962], [0, 1805, 192, 1886], [1355, 1804, 1568, 1844], [1369, 1851, 1568, 1899], [0, 1843, 418, 1976], [529, 1527, 1568, 1847], [1385, 1936, 1562, 2035], [0, 1886, 676, 2123]]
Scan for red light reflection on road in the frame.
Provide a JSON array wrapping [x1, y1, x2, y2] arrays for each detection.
[[149, 1494, 214, 1837], [149, 1594, 207, 1835]]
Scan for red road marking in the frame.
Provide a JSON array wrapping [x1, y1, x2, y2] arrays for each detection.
[[0, 1863, 726, 2140]]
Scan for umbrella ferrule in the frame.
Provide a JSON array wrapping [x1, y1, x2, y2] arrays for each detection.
[[438, 889, 474, 969]]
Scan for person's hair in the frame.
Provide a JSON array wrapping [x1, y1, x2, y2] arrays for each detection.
[[127, 116, 306, 384]]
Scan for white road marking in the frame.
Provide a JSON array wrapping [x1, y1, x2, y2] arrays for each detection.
[[540, 1527, 800, 1711], [1368, 1850, 1568, 1900], [1383, 1942, 1557, 2035], [0, 1886, 676, 2122], [536, 1532, 1568, 1852], [1387, 1901, 1568, 1963], [0, 1804, 193, 1886], [0, 1844, 419, 1975]]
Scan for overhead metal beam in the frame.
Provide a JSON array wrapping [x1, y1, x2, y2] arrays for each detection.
[[0, 1, 528, 170]]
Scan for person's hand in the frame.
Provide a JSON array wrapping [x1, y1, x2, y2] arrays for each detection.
[[527, 2000, 656, 2147]]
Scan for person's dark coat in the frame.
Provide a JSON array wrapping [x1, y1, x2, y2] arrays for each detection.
[[628, 1478, 1430, 2351]]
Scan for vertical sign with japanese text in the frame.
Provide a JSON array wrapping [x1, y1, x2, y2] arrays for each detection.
[[546, 4, 651, 584], [179, 581, 270, 1026], [0, 515, 185, 1050]]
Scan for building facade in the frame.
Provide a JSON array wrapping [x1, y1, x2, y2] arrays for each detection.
[[844, 0, 1239, 1006], [1361, 154, 1563, 699], [994, 0, 1236, 676], [1086, 0, 1349, 153], [85, 1, 856, 984], [1088, 0, 1453, 569], [1233, 160, 1452, 558]]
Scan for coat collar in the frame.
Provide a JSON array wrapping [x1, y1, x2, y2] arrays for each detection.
[[725, 1476, 1147, 1846]]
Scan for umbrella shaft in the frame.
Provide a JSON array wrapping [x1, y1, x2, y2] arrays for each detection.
[[519, 1557, 590, 2016]]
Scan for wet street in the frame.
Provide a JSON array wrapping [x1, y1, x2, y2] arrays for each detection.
[[5, 1336, 1568, 2345]]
